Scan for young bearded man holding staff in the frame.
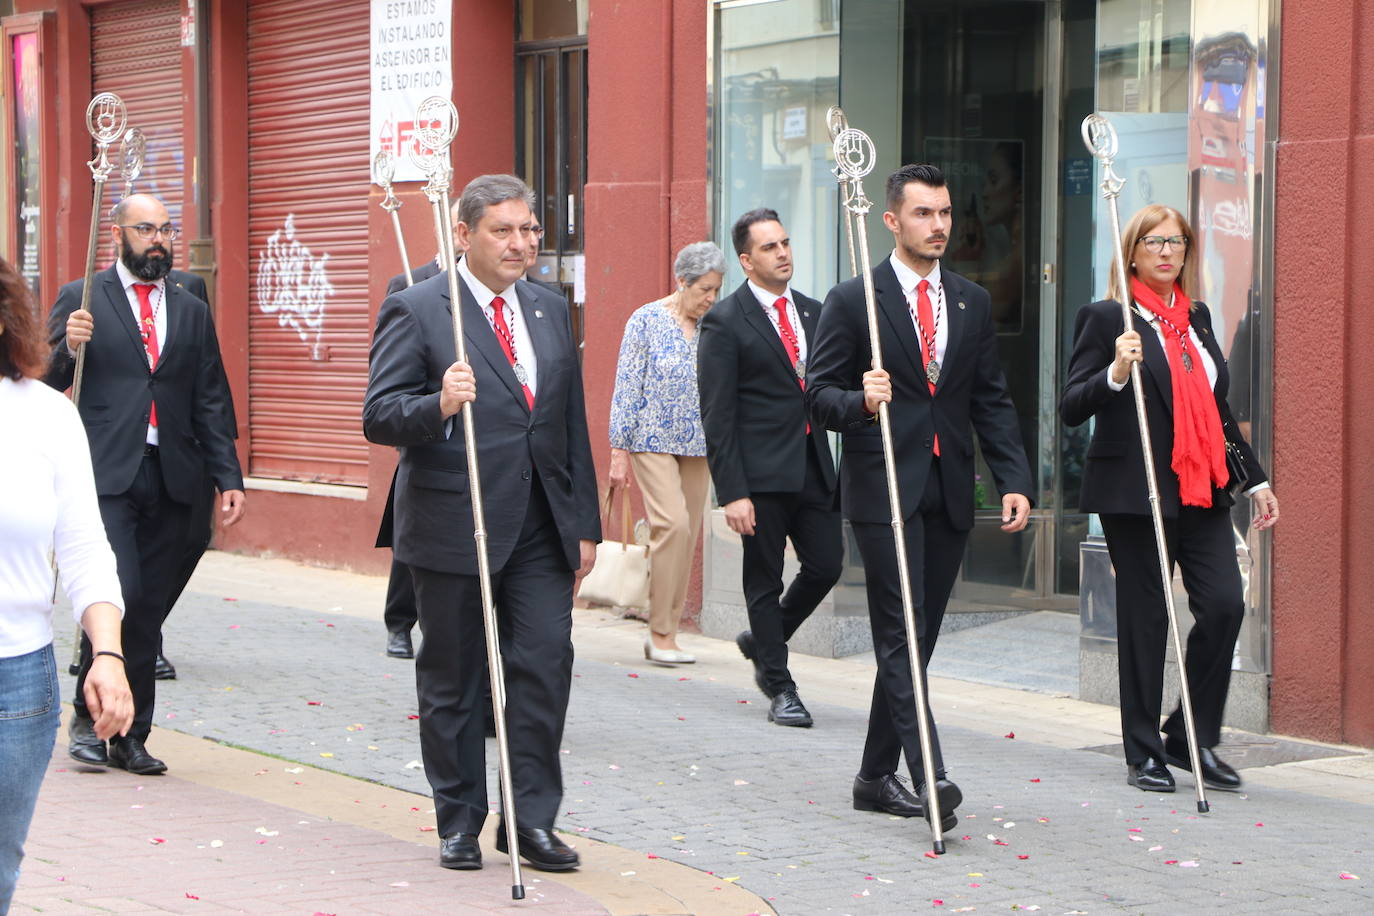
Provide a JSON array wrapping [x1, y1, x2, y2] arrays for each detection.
[[364, 174, 599, 873], [806, 165, 1032, 831]]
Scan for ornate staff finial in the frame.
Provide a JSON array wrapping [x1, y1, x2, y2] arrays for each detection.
[[85, 92, 127, 180]]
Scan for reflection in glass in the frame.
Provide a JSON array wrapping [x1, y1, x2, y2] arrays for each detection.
[[714, 0, 839, 299]]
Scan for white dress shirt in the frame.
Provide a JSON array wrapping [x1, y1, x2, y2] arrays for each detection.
[[115, 259, 167, 446], [889, 252, 949, 371], [0, 377, 123, 658], [458, 257, 538, 397], [747, 280, 808, 365]]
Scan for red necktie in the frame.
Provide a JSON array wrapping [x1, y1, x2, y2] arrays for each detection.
[[773, 298, 809, 433], [915, 279, 938, 456], [135, 283, 159, 427], [490, 296, 534, 410]]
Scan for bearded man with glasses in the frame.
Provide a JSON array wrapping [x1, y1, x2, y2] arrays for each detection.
[[44, 193, 244, 776]]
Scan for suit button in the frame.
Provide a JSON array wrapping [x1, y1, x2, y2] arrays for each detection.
[[521, 470, 531, 480], [924, 438, 933, 448]]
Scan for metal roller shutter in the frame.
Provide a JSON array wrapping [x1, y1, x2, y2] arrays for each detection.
[[90, 0, 184, 269], [246, 0, 370, 485]]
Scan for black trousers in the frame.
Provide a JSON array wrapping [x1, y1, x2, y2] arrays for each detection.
[[383, 556, 419, 633], [1100, 507, 1245, 766], [409, 478, 574, 837], [159, 476, 216, 636], [851, 459, 969, 785], [740, 446, 843, 696], [75, 450, 191, 741]]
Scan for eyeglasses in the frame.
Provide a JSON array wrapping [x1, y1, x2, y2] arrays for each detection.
[[118, 223, 180, 241], [1138, 234, 1187, 253]]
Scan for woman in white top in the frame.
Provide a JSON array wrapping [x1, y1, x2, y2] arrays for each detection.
[[0, 257, 131, 912]]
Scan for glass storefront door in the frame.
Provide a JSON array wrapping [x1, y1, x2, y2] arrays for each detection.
[[855, 0, 1065, 611]]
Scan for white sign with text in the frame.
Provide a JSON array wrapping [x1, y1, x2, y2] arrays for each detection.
[[370, 0, 452, 182]]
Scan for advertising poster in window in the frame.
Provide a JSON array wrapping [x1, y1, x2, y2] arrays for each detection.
[[924, 137, 1025, 334], [12, 32, 41, 296]]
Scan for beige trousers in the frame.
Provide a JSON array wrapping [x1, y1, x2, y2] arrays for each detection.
[[628, 452, 710, 638]]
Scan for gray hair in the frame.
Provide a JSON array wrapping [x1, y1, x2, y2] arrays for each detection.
[[457, 174, 537, 229], [673, 241, 727, 285]]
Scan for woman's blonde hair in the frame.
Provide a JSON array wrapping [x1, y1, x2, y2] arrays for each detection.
[[1106, 204, 1197, 304]]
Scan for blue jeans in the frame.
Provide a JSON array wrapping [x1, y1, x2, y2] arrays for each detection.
[[0, 644, 60, 914]]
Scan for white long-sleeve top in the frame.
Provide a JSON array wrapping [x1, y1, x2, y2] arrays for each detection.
[[0, 376, 123, 657]]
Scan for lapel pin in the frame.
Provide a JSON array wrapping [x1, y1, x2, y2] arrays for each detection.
[[534, 310, 543, 318], [958, 301, 966, 310], [803, 310, 810, 317]]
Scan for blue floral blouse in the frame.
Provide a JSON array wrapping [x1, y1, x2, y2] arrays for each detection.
[[608, 300, 707, 456]]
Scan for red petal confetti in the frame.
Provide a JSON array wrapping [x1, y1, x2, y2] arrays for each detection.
[[1029, 778, 1041, 783], [306, 701, 322, 706], [924, 851, 939, 859], [1164, 860, 1178, 865], [407, 714, 419, 720], [148, 837, 166, 845], [933, 901, 944, 907], [994, 840, 1010, 846], [737, 699, 751, 704], [627, 673, 640, 678], [185, 893, 199, 900], [1255, 822, 1264, 827], [1340, 873, 1360, 880], [1004, 731, 1015, 739], [222, 597, 238, 602], [418, 826, 436, 832], [1018, 855, 1030, 860], [647, 854, 659, 859]]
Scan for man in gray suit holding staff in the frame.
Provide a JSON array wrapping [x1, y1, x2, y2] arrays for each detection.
[[364, 174, 599, 874]]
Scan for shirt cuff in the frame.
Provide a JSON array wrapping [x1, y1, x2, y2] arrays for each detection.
[[1106, 366, 1126, 392], [1243, 480, 1270, 496]]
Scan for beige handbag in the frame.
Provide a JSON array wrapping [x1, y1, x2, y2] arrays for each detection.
[[577, 487, 651, 610]]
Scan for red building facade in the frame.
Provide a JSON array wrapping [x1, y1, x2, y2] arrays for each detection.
[[0, 0, 1368, 747]]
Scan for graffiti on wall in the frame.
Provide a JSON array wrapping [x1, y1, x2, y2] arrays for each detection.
[[257, 214, 333, 360]]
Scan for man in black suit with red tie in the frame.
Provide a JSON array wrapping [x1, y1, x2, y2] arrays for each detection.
[[46, 193, 244, 775], [698, 208, 842, 729], [364, 174, 599, 873], [807, 165, 1032, 833]]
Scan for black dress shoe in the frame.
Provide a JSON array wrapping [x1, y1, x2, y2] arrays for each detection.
[[735, 631, 770, 698], [853, 773, 924, 817], [386, 629, 414, 659], [1164, 739, 1243, 790], [768, 688, 813, 727], [438, 833, 482, 870], [154, 653, 177, 680], [109, 737, 167, 775], [494, 825, 580, 871], [67, 714, 109, 766], [1127, 756, 1175, 792], [917, 777, 964, 824]]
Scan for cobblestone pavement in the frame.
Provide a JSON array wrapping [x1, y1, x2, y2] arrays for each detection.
[[48, 553, 1374, 915]]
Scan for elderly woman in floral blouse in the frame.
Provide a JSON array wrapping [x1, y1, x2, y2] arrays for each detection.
[[608, 241, 727, 665]]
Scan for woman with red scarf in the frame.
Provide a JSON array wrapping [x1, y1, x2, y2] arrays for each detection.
[[1061, 205, 1279, 794]]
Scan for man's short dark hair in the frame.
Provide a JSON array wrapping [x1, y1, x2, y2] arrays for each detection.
[[731, 207, 782, 256], [885, 164, 947, 213]]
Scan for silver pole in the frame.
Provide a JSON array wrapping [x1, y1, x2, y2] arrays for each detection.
[[833, 125, 948, 853], [373, 150, 414, 287], [411, 97, 526, 898], [826, 107, 859, 278], [71, 93, 127, 407], [1081, 113, 1208, 814]]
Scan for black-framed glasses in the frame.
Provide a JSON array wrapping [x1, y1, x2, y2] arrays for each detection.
[[118, 222, 180, 241], [1138, 234, 1187, 253]]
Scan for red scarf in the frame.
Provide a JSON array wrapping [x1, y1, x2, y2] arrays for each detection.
[[1130, 277, 1227, 507]]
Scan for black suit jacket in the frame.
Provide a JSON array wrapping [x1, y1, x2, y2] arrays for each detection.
[[45, 265, 244, 504], [385, 260, 443, 297], [363, 271, 600, 575], [697, 282, 837, 505], [1060, 298, 1266, 517], [806, 260, 1032, 529]]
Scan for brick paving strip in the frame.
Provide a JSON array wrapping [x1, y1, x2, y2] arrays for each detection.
[[21, 552, 1374, 915], [16, 709, 770, 915]]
